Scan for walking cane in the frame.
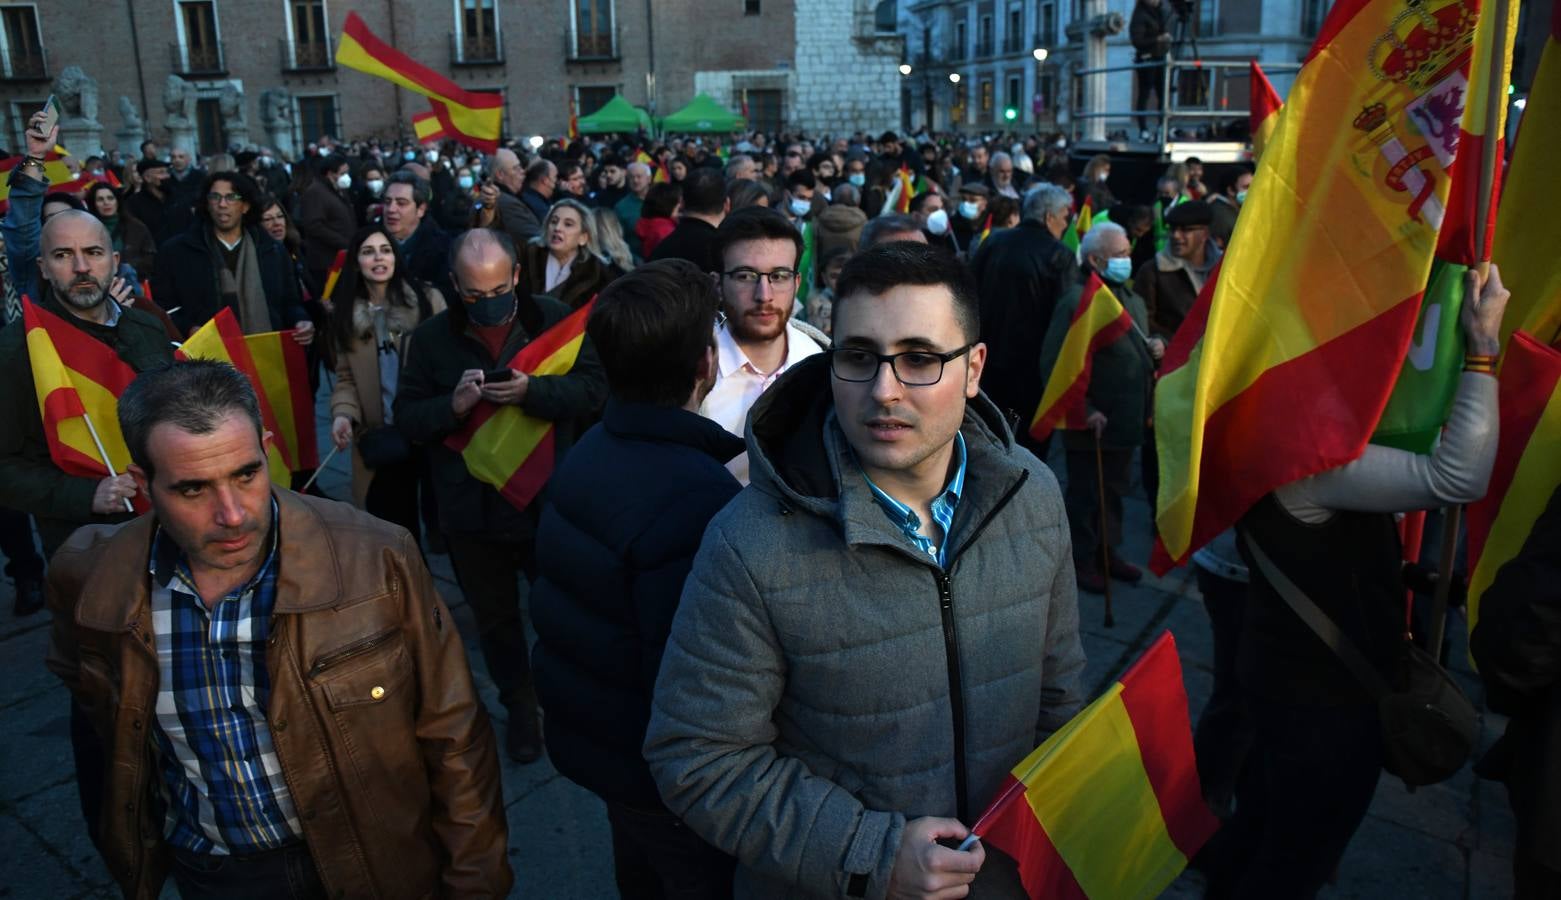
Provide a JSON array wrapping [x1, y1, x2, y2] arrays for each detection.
[[1095, 428, 1115, 628]]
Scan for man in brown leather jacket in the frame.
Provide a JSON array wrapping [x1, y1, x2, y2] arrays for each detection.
[[45, 360, 511, 900]]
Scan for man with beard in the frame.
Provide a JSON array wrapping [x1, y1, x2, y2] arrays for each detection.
[[699, 207, 826, 485]]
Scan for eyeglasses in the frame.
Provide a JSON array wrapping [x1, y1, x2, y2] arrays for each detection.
[[828, 344, 974, 387], [723, 267, 798, 289], [207, 192, 243, 205]]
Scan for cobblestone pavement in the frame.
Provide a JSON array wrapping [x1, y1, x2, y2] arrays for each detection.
[[0, 382, 1516, 898]]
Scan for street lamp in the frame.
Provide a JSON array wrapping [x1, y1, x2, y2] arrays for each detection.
[[1033, 47, 1049, 61], [528, 135, 544, 149], [899, 63, 913, 76], [949, 72, 961, 83]]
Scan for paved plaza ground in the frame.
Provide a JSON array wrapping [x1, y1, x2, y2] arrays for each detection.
[[0, 382, 1520, 898]]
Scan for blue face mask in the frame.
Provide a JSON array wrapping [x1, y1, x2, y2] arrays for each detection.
[[1236, 189, 1249, 205], [847, 173, 865, 187], [458, 175, 475, 190], [403, 150, 416, 162], [466, 290, 515, 326], [789, 197, 812, 217], [1103, 257, 1133, 284]]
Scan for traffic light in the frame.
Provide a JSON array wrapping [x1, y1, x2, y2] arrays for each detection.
[[1004, 106, 1018, 121]]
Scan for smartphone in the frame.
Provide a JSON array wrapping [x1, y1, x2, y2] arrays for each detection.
[[38, 95, 58, 136], [482, 368, 514, 383]]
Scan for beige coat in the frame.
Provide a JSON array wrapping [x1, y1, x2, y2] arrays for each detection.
[[329, 283, 446, 506]]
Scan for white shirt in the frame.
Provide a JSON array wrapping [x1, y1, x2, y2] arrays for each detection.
[[700, 320, 825, 485]]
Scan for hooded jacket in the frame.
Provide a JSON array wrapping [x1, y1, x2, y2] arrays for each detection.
[[644, 355, 1086, 900]]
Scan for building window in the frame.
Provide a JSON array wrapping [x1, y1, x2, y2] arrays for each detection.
[[1005, 73, 1020, 112], [573, 0, 615, 59], [0, 5, 45, 80], [977, 14, 992, 56], [1038, 2, 1055, 45], [1039, 71, 1056, 119], [1301, 0, 1331, 35], [1198, 0, 1220, 38], [952, 19, 965, 60], [979, 78, 993, 116], [747, 88, 782, 132], [195, 97, 223, 155], [576, 85, 615, 118], [177, 0, 223, 74], [1004, 7, 1022, 53], [288, 0, 330, 69], [296, 94, 338, 144], [744, 0, 760, 14], [459, 0, 501, 62], [8, 98, 42, 147]]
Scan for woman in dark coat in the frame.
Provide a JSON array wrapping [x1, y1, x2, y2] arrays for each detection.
[[521, 197, 620, 309]]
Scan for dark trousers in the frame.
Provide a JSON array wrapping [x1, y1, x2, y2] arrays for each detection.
[[1513, 834, 1561, 899], [1135, 59, 1166, 132], [1064, 444, 1132, 566], [169, 841, 325, 900], [447, 535, 537, 711], [606, 800, 736, 900], [0, 506, 43, 580], [1140, 428, 1160, 527], [70, 699, 106, 852], [1192, 568, 1253, 815], [1203, 699, 1382, 899], [364, 456, 423, 546]]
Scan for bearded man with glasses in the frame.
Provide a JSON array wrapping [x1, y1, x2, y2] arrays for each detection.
[[648, 241, 1085, 900], [699, 206, 827, 485]]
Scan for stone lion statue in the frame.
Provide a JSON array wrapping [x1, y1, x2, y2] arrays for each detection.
[[219, 82, 246, 126], [54, 66, 100, 125], [119, 96, 142, 130], [163, 75, 197, 126], [259, 88, 293, 129]]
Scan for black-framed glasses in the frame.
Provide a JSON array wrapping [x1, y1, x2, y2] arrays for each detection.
[[207, 192, 244, 205], [828, 344, 974, 387], [723, 267, 798, 289]]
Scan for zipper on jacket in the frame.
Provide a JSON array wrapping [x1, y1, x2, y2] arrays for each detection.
[[934, 570, 970, 823], [307, 628, 396, 678]]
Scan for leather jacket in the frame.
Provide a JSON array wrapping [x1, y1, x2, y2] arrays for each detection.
[[46, 490, 512, 899]]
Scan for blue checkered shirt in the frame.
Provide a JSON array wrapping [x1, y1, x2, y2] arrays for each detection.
[[860, 432, 968, 568], [148, 498, 302, 855]]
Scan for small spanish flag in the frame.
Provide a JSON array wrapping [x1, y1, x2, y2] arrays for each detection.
[[1249, 61, 1283, 160], [976, 213, 993, 247], [177, 309, 318, 483], [321, 249, 347, 303], [1029, 273, 1136, 443], [893, 165, 915, 214], [444, 300, 595, 511], [1062, 196, 1093, 254], [970, 631, 1217, 898], [412, 107, 448, 143]]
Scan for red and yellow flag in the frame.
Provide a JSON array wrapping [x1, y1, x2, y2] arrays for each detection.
[[321, 249, 347, 304], [177, 309, 318, 483], [444, 300, 594, 511], [972, 632, 1217, 899], [1029, 274, 1135, 443], [1061, 196, 1093, 254], [894, 165, 916, 214], [567, 95, 580, 140], [1151, 0, 1517, 573], [412, 107, 448, 143], [22, 298, 143, 505], [0, 150, 75, 205], [336, 11, 503, 152], [1249, 61, 1284, 160]]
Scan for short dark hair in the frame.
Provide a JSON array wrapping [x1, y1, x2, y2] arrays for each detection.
[[1220, 163, 1255, 194], [784, 169, 816, 191], [386, 170, 431, 206], [833, 241, 979, 342], [858, 213, 922, 249], [119, 361, 263, 481], [524, 158, 555, 186], [679, 167, 726, 216], [714, 206, 804, 270], [197, 171, 262, 228], [725, 178, 770, 212], [642, 181, 682, 219], [587, 260, 717, 407]]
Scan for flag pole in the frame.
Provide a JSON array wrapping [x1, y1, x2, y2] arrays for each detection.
[[1428, 0, 1511, 657], [82, 410, 134, 513], [298, 443, 342, 495], [1095, 428, 1115, 628]]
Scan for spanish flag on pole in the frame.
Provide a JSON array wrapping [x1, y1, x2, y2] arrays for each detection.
[[1061, 196, 1093, 254], [893, 165, 916, 214], [444, 300, 594, 511], [412, 107, 448, 143], [177, 309, 318, 484], [1029, 273, 1134, 443], [336, 11, 503, 152], [1248, 61, 1283, 160], [1151, 0, 1517, 573], [22, 298, 143, 510], [320, 249, 347, 304], [970, 632, 1217, 898]]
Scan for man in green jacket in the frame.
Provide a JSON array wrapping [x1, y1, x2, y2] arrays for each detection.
[[646, 242, 1085, 899]]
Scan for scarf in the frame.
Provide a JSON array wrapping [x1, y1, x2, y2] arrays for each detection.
[[209, 228, 271, 333], [101, 214, 124, 253]]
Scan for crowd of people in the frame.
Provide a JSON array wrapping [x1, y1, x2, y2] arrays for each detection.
[[0, 100, 1555, 900]]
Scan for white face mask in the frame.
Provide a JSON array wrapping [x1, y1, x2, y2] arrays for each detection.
[[471, 160, 483, 173], [1055, 138, 1067, 149], [789, 196, 812, 217], [925, 208, 950, 235], [425, 150, 439, 163], [1097, 171, 1110, 182], [335, 172, 352, 190], [958, 200, 980, 220], [365, 178, 384, 196]]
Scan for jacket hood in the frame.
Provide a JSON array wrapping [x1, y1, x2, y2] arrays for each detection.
[[744, 354, 1018, 516]]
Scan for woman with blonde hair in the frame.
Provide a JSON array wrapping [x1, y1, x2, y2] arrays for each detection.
[[593, 206, 635, 272], [522, 197, 620, 308]]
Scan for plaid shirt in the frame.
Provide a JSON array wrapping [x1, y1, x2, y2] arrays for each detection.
[[148, 498, 302, 855], [861, 432, 968, 568]]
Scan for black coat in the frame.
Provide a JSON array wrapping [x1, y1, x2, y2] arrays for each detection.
[[395, 216, 455, 300], [1472, 483, 1561, 868], [1130, 1, 1172, 60], [152, 224, 308, 336], [530, 401, 743, 806], [393, 294, 607, 540], [969, 220, 1079, 427], [649, 216, 721, 274]]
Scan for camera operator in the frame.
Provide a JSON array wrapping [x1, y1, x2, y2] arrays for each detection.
[[1130, 0, 1175, 138]]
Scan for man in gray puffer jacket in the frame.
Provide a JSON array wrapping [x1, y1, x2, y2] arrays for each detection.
[[645, 242, 1086, 900]]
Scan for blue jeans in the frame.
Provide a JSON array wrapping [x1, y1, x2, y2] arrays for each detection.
[[169, 841, 324, 900]]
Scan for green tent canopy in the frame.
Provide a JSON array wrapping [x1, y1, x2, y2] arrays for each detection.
[[576, 95, 653, 134], [660, 94, 746, 134]]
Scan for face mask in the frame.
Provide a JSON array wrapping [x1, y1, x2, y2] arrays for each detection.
[[403, 150, 416, 161], [365, 178, 384, 196], [1236, 189, 1249, 205], [335, 172, 353, 190], [1055, 138, 1067, 149], [847, 172, 865, 187], [1096, 171, 1110, 182], [317, 145, 331, 157], [454, 155, 467, 168], [959, 200, 980, 220], [425, 150, 439, 164], [471, 160, 483, 173], [259, 155, 272, 167], [1103, 256, 1133, 284], [458, 175, 475, 190], [789, 197, 812, 217], [466, 290, 516, 326], [925, 209, 950, 235]]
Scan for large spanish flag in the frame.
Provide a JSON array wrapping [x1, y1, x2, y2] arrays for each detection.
[[972, 632, 1217, 898], [1465, 332, 1561, 639], [444, 301, 594, 511], [22, 298, 142, 506], [1029, 273, 1134, 443], [1151, 0, 1517, 573], [336, 12, 503, 152], [1249, 61, 1283, 160], [177, 309, 318, 484]]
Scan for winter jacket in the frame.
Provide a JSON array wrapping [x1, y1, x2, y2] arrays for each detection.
[[492, 184, 542, 247], [635, 215, 677, 259], [151, 223, 308, 336], [644, 355, 1087, 900], [1135, 244, 1221, 341], [531, 401, 743, 807], [294, 178, 357, 294], [1130, 0, 1172, 60], [522, 242, 619, 310]]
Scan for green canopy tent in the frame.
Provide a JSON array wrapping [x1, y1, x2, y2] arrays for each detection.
[[575, 94, 654, 134], [660, 94, 746, 134]]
